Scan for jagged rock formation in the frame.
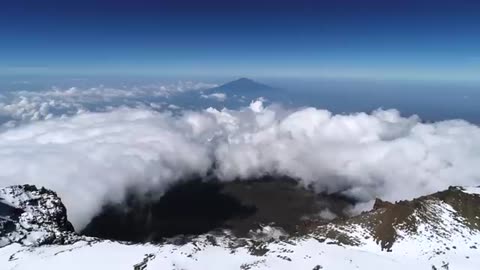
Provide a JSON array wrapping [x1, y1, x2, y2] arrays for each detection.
[[0, 185, 78, 247]]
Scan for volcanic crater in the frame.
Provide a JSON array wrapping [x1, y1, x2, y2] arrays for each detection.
[[81, 176, 357, 243]]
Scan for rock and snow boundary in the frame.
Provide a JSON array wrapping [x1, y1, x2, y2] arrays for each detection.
[[0, 185, 77, 247], [1, 184, 480, 270]]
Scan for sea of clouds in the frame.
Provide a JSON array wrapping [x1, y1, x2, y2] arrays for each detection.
[[0, 81, 217, 127], [0, 83, 479, 230]]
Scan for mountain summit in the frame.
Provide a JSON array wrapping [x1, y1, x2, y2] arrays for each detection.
[[206, 78, 274, 94]]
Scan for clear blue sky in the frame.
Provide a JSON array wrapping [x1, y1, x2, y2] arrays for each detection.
[[1, 0, 479, 81]]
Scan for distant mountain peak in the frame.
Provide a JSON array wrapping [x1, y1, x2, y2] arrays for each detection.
[[206, 78, 274, 94], [222, 77, 271, 87], [233, 77, 257, 83]]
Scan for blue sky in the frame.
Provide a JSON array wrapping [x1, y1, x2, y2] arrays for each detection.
[[1, 0, 479, 81]]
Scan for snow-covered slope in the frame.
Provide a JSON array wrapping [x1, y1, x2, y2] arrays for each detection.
[[1, 185, 479, 270]]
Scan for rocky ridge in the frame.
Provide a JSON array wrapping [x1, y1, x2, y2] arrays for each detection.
[[308, 186, 480, 249]]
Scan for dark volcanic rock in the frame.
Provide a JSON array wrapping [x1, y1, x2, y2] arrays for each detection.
[[373, 198, 394, 210], [0, 184, 77, 247]]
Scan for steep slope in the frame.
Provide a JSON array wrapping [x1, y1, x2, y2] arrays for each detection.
[[310, 186, 480, 253]]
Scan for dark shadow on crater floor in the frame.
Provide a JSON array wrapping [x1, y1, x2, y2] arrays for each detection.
[[82, 176, 356, 243], [82, 179, 256, 242]]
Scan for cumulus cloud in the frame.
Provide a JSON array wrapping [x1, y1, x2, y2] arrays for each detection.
[[19, 81, 217, 101], [0, 96, 86, 127], [0, 81, 217, 126], [0, 99, 479, 230], [0, 108, 212, 229], [318, 209, 337, 220], [201, 92, 227, 101]]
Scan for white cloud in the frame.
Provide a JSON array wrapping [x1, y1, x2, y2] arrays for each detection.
[[0, 99, 479, 230], [0, 108, 212, 229], [19, 81, 217, 101], [167, 104, 181, 110], [201, 92, 227, 101], [318, 209, 337, 220], [0, 81, 217, 126], [0, 96, 85, 126]]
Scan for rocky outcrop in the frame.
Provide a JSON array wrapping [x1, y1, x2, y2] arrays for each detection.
[[312, 186, 480, 252], [0, 184, 78, 247]]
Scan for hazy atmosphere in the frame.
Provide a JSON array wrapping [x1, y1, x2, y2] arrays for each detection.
[[1, 1, 480, 270]]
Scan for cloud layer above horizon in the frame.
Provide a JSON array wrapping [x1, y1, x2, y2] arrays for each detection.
[[0, 81, 218, 127], [0, 94, 479, 230]]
